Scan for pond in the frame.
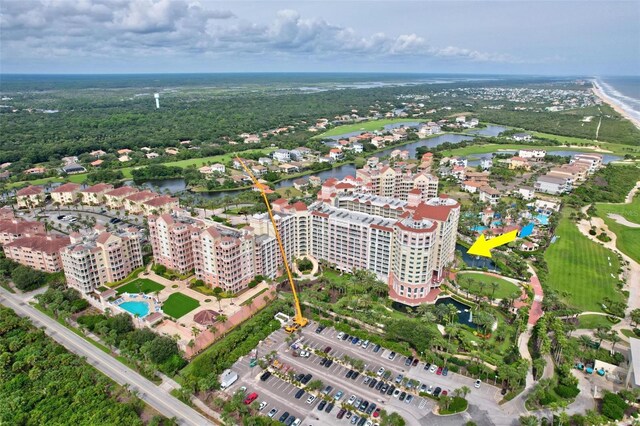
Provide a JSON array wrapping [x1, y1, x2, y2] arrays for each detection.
[[434, 297, 477, 329], [456, 243, 498, 271]]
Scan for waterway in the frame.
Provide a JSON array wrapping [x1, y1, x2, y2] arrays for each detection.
[[434, 297, 477, 329], [455, 243, 498, 271], [132, 126, 509, 200]]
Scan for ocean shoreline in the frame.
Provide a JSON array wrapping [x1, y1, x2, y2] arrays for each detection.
[[591, 79, 640, 130]]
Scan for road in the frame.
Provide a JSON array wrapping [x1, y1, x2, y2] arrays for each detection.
[[0, 287, 214, 426]]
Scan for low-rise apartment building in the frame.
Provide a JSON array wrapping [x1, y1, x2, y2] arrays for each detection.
[[4, 234, 70, 272], [51, 183, 82, 205], [81, 183, 114, 205], [104, 186, 139, 209], [16, 185, 45, 209]]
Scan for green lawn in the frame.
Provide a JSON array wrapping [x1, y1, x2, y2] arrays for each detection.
[[595, 195, 640, 263], [455, 273, 520, 300], [116, 278, 165, 295], [545, 209, 623, 312], [577, 314, 620, 329], [313, 118, 420, 139], [440, 144, 602, 158], [162, 293, 200, 319]]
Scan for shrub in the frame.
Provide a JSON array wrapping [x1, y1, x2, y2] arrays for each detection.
[[555, 384, 580, 399]]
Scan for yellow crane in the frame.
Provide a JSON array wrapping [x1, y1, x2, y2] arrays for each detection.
[[235, 157, 308, 333]]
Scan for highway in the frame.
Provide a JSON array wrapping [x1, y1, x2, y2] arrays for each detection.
[[0, 287, 214, 426]]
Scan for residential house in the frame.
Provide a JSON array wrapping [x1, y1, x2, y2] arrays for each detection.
[[273, 149, 291, 162], [90, 160, 104, 167], [258, 157, 273, 166], [165, 148, 179, 156], [293, 178, 308, 191], [518, 149, 546, 161], [461, 180, 484, 194], [90, 150, 106, 158], [479, 186, 501, 205], [535, 175, 571, 195], [517, 186, 535, 200], [24, 167, 46, 175], [508, 157, 531, 170], [329, 148, 344, 161], [512, 133, 532, 142]]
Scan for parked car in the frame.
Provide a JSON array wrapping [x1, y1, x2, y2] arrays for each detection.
[[475, 379, 482, 389], [427, 385, 434, 395], [420, 384, 428, 393], [347, 395, 357, 405], [334, 391, 344, 401], [317, 401, 327, 411], [365, 403, 376, 415], [258, 401, 268, 411], [424, 362, 431, 371], [357, 417, 366, 426], [322, 385, 333, 395], [404, 357, 413, 366], [405, 394, 414, 404], [373, 407, 381, 418], [337, 408, 347, 419], [350, 415, 359, 425], [433, 387, 442, 397], [368, 379, 377, 389], [301, 373, 312, 384], [429, 364, 437, 373], [337, 332, 345, 339], [399, 392, 407, 401], [359, 400, 369, 411], [393, 389, 401, 398], [386, 385, 396, 396], [345, 411, 353, 419], [243, 392, 258, 405], [299, 350, 310, 358], [320, 358, 327, 366], [260, 371, 271, 381], [267, 408, 278, 418], [315, 325, 325, 333], [363, 377, 371, 385], [342, 334, 350, 341], [376, 367, 385, 376], [361, 340, 369, 349], [395, 374, 403, 384], [346, 369, 354, 379], [436, 367, 443, 375], [325, 402, 335, 413], [352, 337, 360, 345], [351, 371, 359, 380], [380, 383, 389, 393], [375, 381, 384, 391], [295, 373, 305, 382], [325, 359, 333, 368], [324, 346, 332, 353], [306, 395, 316, 404], [292, 419, 301, 426], [294, 389, 305, 399], [372, 344, 381, 353], [441, 390, 448, 396], [388, 351, 396, 360], [442, 367, 449, 376], [284, 415, 296, 426], [412, 358, 419, 366]]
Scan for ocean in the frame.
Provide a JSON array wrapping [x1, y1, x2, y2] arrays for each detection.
[[597, 76, 640, 124]]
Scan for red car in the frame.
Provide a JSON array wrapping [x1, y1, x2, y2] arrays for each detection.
[[436, 367, 443, 375], [373, 408, 381, 418], [324, 346, 332, 353], [441, 390, 448, 396], [244, 392, 258, 405]]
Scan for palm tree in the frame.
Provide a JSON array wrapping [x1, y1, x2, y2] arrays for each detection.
[[609, 331, 622, 352], [490, 281, 499, 301]]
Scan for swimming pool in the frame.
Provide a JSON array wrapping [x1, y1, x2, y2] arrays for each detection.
[[119, 301, 150, 317], [535, 214, 549, 226]]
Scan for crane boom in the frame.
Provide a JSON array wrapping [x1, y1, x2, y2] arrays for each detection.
[[235, 157, 307, 331]]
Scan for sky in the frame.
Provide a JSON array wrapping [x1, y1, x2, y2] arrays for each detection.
[[1, 0, 639, 76]]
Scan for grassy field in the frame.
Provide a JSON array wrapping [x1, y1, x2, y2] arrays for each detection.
[[455, 273, 520, 299], [595, 195, 640, 263], [116, 278, 165, 295], [545, 209, 623, 312], [312, 118, 420, 139], [275, 187, 303, 198], [162, 293, 200, 319], [577, 314, 620, 329]]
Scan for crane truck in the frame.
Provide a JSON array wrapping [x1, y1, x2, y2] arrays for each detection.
[[235, 157, 308, 333]]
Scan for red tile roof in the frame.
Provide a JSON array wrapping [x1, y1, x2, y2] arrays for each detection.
[[5, 235, 70, 253], [16, 186, 43, 196], [144, 196, 177, 207], [51, 183, 81, 193], [106, 187, 138, 197], [82, 183, 114, 193], [0, 219, 45, 236], [125, 190, 157, 202]]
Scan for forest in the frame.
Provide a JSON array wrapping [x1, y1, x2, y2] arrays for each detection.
[[0, 306, 171, 425], [2, 75, 638, 171]]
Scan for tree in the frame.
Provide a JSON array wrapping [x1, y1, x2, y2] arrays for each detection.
[[608, 331, 622, 352], [11, 265, 47, 291], [631, 309, 640, 326], [439, 395, 452, 411], [380, 411, 406, 426], [141, 336, 179, 364], [306, 379, 323, 392], [519, 415, 539, 426]]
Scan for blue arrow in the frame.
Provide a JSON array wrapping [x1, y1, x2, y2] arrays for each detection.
[[519, 223, 534, 238]]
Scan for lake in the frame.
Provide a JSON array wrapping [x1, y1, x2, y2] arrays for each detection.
[[456, 243, 498, 271]]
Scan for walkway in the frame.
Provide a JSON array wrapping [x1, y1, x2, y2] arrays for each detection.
[[527, 264, 544, 326]]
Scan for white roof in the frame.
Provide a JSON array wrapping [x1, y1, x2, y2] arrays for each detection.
[[629, 338, 640, 386]]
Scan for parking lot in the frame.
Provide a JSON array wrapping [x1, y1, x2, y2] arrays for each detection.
[[224, 321, 510, 426]]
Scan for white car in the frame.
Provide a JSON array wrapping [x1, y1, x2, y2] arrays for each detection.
[[347, 395, 357, 405], [299, 350, 310, 358], [306, 395, 316, 404], [337, 331, 345, 339], [376, 367, 385, 376], [475, 379, 481, 389], [429, 364, 437, 373], [267, 408, 278, 418], [426, 385, 434, 395], [393, 389, 401, 398], [361, 340, 369, 348], [292, 420, 301, 426], [258, 401, 268, 411]]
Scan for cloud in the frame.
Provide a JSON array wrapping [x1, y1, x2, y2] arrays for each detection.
[[0, 1, 534, 67]]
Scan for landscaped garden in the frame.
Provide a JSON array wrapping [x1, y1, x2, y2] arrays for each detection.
[[544, 209, 623, 313], [116, 278, 165, 295], [455, 272, 521, 300], [162, 293, 200, 319], [577, 314, 620, 329]]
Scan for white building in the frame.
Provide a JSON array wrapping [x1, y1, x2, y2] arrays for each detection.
[[273, 149, 291, 162]]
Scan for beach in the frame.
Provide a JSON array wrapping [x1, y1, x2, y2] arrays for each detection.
[[592, 80, 640, 130]]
